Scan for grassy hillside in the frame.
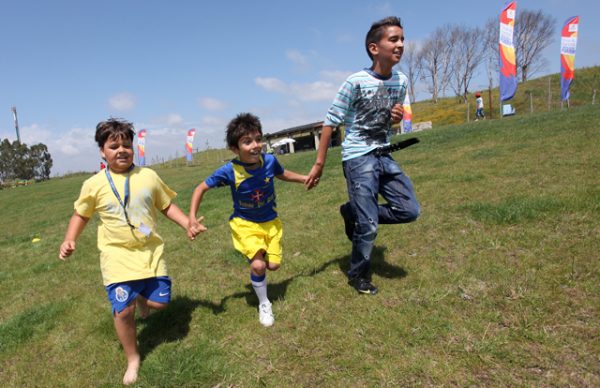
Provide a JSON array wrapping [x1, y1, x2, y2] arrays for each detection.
[[412, 65, 600, 126], [1, 104, 599, 386]]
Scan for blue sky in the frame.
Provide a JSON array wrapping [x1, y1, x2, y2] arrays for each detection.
[[1, 0, 598, 175]]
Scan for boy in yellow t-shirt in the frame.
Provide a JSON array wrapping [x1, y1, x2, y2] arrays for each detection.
[[58, 118, 205, 386]]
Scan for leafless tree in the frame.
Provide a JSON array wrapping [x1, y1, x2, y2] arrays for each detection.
[[449, 25, 485, 103], [514, 9, 556, 82], [482, 17, 499, 116], [399, 41, 422, 103], [419, 26, 454, 103]]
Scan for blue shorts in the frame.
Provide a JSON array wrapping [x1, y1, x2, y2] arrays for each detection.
[[105, 276, 171, 315]]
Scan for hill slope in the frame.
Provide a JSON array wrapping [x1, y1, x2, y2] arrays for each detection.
[[412, 65, 600, 126]]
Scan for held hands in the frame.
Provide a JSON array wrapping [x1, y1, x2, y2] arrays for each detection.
[[187, 216, 207, 241], [59, 240, 76, 260], [305, 163, 323, 190], [391, 103, 404, 124]]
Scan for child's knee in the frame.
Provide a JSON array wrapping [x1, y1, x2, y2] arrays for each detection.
[[251, 258, 267, 274], [267, 262, 280, 271]]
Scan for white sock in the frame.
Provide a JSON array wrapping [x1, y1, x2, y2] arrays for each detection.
[[251, 273, 269, 305]]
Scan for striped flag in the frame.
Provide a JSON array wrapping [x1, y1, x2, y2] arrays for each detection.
[[560, 16, 580, 101], [186, 129, 196, 162], [137, 129, 147, 166], [499, 1, 517, 101], [402, 94, 413, 133]]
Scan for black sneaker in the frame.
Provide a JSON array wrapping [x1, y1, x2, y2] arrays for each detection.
[[348, 277, 378, 295], [339, 204, 355, 242]]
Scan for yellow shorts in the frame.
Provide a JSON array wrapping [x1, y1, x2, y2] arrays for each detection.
[[229, 217, 283, 264]]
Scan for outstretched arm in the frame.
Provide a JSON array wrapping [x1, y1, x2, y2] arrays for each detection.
[[305, 125, 333, 190], [59, 211, 89, 259], [276, 169, 307, 184], [188, 181, 211, 240], [161, 203, 192, 229]]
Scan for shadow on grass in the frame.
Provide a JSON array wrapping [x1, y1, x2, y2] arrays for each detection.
[[137, 246, 406, 358], [137, 296, 222, 360], [221, 245, 407, 305]]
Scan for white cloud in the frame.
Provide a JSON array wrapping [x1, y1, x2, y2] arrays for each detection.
[[286, 50, 308, 66], [165, 113, 184, 127], [201, 116, 226, 127], [199, 97, 227, 111], [320, 70, 352, 84], [255, 77, 288, 93], [108, 92, 136, 111], [255, 77, 338, 102], [290, 81, 338, 102]]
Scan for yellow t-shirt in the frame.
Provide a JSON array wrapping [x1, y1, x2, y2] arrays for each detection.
[[74, 167, 176, 285]]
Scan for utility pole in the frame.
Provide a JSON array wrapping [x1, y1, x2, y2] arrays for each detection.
[[11, 106, 21, 143]]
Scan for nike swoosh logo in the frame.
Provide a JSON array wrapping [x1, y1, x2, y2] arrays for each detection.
[[159, 292, 169, 297]]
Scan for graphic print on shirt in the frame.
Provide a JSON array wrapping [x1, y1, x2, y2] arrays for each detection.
[[352, 83, 400, 145], [234, 164, 275, 210]]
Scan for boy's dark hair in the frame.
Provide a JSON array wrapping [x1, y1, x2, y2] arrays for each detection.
[[95, 118, 136, 148], [226, 113, 263, 149], [365, 16, 403, 60]]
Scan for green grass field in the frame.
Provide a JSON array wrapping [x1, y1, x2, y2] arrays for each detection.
[[1, 104, 599, 386]]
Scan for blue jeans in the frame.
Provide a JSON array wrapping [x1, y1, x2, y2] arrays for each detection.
[[342, 153, 420, 280]]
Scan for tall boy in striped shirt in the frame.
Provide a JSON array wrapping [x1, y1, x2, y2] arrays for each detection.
[[306, 16, 420, 294]]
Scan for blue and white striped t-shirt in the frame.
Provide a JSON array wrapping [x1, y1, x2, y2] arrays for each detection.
[[324, 68, 408, 161]]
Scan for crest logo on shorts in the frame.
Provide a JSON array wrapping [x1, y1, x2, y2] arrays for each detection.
[[115, 286, 129, 303]]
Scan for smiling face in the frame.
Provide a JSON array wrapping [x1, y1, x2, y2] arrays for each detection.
[[100, 135, 134, 173], [369, 25, 404, 71], [232, 130, 263, 165]]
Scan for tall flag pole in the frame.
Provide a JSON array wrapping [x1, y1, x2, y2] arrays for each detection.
[[402, 94, 413, 133], [11, 107, 21, 143], [186, 128, 196, 163], [499, 1, 518, 102], [137, 129, 147, 166], [560, 16, 580, 104]]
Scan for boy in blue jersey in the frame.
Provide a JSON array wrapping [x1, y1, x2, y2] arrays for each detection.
[[188, 113, 307, 327], [306, 16, 420, 295]]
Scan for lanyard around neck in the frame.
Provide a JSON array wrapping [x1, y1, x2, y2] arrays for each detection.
[[105, 166, 135, 229]]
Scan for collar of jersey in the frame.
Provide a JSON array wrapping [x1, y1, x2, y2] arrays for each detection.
[[364, 67, 393, 80]]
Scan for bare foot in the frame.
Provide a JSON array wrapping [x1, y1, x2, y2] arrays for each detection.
[[136, 296, 150, 319], [122, 358, 140, 385]]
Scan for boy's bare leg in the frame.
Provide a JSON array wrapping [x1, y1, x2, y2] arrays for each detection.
[[113, 303, 140, 385], [136, 295, 150, 319]]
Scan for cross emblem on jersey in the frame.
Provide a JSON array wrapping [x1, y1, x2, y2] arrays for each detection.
[[251, 189, 264, 203]]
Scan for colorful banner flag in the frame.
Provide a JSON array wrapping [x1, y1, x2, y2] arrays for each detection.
[[186, 128, 196, 162], [560, 16, 579, 101], [402, 94, 413, 133], [499, 1, 517, 102], [137, 129, 147, 166]]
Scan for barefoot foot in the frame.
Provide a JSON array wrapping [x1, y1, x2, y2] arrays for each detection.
[[122, 362, 139, 385]]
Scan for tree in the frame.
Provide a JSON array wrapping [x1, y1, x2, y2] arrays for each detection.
[[449, 25, 485, 103], [399, 41, 422, 104], [30, 144, 53, 180], [514, 9, 556, 82], [483, 9, 555, 84], [419, 26, 454, 103], [0, 139, 14, 181], [0, 139, 53, 182]]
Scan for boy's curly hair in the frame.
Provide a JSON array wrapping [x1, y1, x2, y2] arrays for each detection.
[[226, 113, 262, 149], [365, 16, 403, 60], [95, 118, 136, 148]]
